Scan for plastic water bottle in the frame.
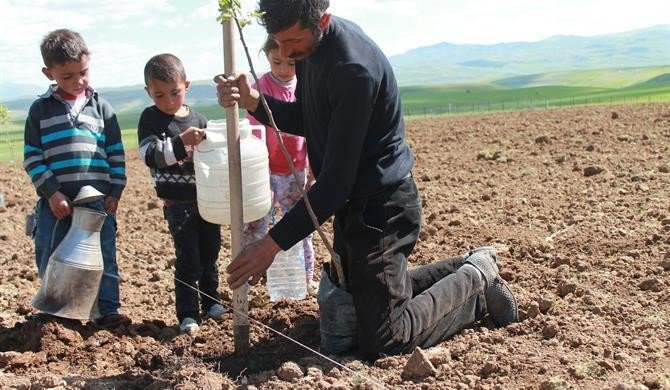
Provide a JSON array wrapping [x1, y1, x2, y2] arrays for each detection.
[[266, 243, 307, 301]]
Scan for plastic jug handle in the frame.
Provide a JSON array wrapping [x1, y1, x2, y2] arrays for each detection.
[[196, 130, 225, 153], [250, 125, 266, 143], [195, 137, 210, 153]]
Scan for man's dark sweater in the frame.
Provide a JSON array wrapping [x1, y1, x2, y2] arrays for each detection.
[[250, 16, 414, 250]]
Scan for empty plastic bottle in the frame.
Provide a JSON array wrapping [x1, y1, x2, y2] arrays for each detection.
[[266, 242, 307, 301]]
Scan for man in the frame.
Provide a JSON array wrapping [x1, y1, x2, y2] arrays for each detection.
[[216, 0, 518, 360]]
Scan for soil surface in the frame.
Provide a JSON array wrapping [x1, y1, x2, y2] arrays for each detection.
[[1, 104, 669, 389]]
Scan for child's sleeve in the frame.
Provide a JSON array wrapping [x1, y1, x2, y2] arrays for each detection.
[[138, 109, 188, 168], [101, 101, 126, 199], [23, 102, 61, 199]]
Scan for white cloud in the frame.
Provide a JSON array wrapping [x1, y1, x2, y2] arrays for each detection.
[[193, 2, 217, 19], [0, 0, 181, 87], [89, 40, 150, 87], [1, 0, 667, 92], [331, 0, 670, 54]]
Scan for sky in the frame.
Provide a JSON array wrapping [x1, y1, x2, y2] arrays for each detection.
[[0, 0, 668, 90]]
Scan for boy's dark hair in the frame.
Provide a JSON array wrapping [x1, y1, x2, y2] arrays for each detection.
[[258, 0, 330, 34], [40, 29, 90, 68], [143, 53, 187, 85]]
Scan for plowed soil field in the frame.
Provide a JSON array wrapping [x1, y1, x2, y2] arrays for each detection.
[[1, 103, 669, 389]]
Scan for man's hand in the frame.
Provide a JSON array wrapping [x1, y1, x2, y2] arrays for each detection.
[[214, 73, 260, 112], [48, 191, 72, 220], [226, 235, 281, 289], [104, 195, 119, 214]]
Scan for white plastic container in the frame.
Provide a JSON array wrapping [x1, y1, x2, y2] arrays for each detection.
[[267, 243, 307, 301], [194, 118, 271, 225]]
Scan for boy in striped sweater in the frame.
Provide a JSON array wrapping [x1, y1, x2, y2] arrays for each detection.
[[23, 29, 129, 328]]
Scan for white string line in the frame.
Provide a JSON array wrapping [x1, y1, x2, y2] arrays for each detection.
[[116, 247, 387, 389]]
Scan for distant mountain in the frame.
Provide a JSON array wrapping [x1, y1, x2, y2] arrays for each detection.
[[95, 81, 220, 112], [389, 24, 670, 86], [0, 83, 44, 102], [2, 25, 668, 113], [0, 80, 220, 117]]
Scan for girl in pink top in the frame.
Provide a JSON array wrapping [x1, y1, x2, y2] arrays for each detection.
[[243, 38, 316, 292]]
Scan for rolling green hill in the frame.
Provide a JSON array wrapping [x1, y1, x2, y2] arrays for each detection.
[[4, 65, 668, 118], [493, 66, 670, 89], [390, 25, 670, 86], [3, 24, 668, 103], [399, 76, 670, 116], [1, 68, 668, 161]]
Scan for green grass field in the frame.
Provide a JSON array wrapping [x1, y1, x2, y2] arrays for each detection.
[[399, 82, 670, 116], [2, 78, 669, 162], [493, 66, 670, 89], [0, 119, 24, 162], [0, 108, 233, 161]]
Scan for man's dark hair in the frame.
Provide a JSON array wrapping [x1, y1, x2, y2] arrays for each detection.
[[40, 29, 90, 68], [258, 0, 330, 34], [143, 53, 187, 85]]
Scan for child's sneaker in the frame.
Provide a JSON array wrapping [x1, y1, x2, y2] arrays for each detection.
[[179, 317, 199, 335], [206, 304, 228, 320]]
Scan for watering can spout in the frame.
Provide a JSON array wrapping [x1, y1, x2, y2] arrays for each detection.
[[31, 206, 107, 320]]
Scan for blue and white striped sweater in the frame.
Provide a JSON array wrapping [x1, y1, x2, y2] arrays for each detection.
[[23, 85, 126, 200]]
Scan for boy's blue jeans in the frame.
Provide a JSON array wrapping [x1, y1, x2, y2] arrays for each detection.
[[33, 198, 121, 316]]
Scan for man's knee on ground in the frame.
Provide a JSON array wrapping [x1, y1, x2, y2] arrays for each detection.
[[358, 330, 406, 361]]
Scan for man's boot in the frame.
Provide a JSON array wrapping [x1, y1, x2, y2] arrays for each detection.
[[464, 246, 518, 327]]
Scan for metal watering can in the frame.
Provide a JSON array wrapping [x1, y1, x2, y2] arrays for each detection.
[[32, 188, 107, 320]]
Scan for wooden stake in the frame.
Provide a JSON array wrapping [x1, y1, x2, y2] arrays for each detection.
[[223, 19, 249, 353]]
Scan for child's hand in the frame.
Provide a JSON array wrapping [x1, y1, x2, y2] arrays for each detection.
[[104, 196, 119, 214], [180, 127, 206, 146], [48, 191, 72, 220]]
